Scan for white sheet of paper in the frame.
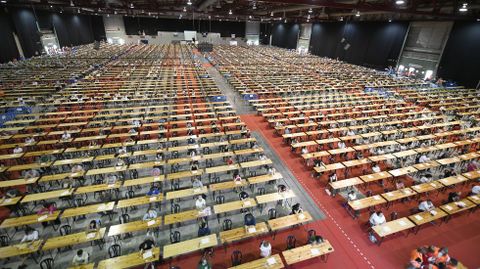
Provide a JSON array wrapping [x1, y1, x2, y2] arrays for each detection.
[[200, 238, 210, 245], [266, 257, 277, 265], [398, 220, 406, 226], [147, 220, 155, 226], [248, 227, 257, 233], [97, 205, 106, 211], [149, 197, 157, 201], [373, 196, 380, 200], [472, 196, 479, 200], [115, 166, 122, 170], [298, 213, 305, 220], [143, 250, 153, 259], [243, 201, 251, 206], [382, 226, 392, 232], [235, 181, 241, 185], [445, 205, 453, 211], [386, 193, 393, 197], [108, 184, 115, 188], [311, 248, 320, 255], [368, 175, 373, 179], [86, 232, 96, 239], [430, 183, 436, 187], [4, 198, 12, 203], [61, 191, 70, 196], [153, 177, 160, 182], [37, 215, 48, 221], [414, 215, 423, 220]]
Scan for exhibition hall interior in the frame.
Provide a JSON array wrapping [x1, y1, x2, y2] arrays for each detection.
[[0, 0, 479, 268]]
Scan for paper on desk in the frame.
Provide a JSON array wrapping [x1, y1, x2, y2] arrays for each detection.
[[368, 175, 373, 179], [266, 257, 277, 265], [200, 237, 210, 245], [373, 196, 381, 200], [398, 220, 406, 226], [243, 201, 251, 206], [235, 180, 242, 185], [143, 250, 153, 259], [153, 177, 160, 182], [414, 215, 423, 221], [97, 205, 106, 211], [149, 197, 157, 201], [4, 198, 12, 203], [108, 184, 115, 188], [248, 227, 257, 233], [430, 183, 437, 187], [386, 193, 393, 197], [37, 215, 48, 221], [382, 226, 392, 232], [86, 232, 96, 239], [61, 190, 70, 196], [444, 205, 453, 211], [472, 196, 479, 200], [430, 210, 437, 216], [147, 220, 156, 226], [298, 213, 305, 220], [311, 248, 321, 255]]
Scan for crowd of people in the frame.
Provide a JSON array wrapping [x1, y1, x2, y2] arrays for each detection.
[[409, 245, 462, 269]]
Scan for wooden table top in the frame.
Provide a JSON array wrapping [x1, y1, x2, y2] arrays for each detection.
[[164, 208, 208, 225], [413, 161, 440, 171], [248, 173, 283, 185], [463, 170, 480, 180], [0, 240, 44, 259], [268, 212, 313, 231], [68, 263, 95, 269], [349, 195, 387, 211], [213, 198, 257, 214], [282, 240, 334, 265], [123, 176, 165, 187], [467, 195, 480, 205], [330, 177, 363, 190], [163, 234, 218, 258], [0, 196, 23, 207], [219, 222, 269, 244], [372, 217, 415, 237], [314, 163, 345, 173], [205, 164, 240, 174], [108, 217, 162, 237], [209, 180, 248, 192], [360, 172, 391, 183], [1, 211, 60, 228], [166, 186, 208, 200], [97, 247, 160, 269], [438, 175, 469, 187], [43, 228, 106, 251], [240, 159, 273, 169], [408, 209, 449, 226], [388, 166, 417, 177], [228, 254, 284, 269], [381, 188, 416, 202], [411, 181, 444, 194], [116, 195, 163, 209], [62, 202, 115, 219], [256, 190, 296, 205], [440, 198, 477, 215]]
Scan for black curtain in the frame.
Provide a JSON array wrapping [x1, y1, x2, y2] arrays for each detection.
[[51, 13, 95, 47], [91, 15, 106, 41], [10, 8, 43, 58], [259, 23, 271, 45], [124, 17, 245, 37], [271, 23, 300, 49], [310, 21, 408, 69], [0, 8, 19, 63], [438, 21, 480, 88]]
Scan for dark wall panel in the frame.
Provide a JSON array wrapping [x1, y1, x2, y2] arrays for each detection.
[[92, 15, 106, 41], [310, 21, 408, 69], [124, 17, 245, 37], [10, 8, 43, 58], [271, 23, 300, 49], [259, 23, 272, 45], [0, 8, 19, 62], [438, 21, 480, 88]]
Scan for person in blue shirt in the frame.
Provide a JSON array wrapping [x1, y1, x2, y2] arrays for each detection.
[[198, 222, 211, 237], [244, 213, 256, 227]]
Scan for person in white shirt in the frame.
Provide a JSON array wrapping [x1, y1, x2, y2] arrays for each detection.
[[192, 178, 203, 189], [61, 131, 71, 140], [372, 163, 381, 173], [472, 185, 480, 195], [71, 249, 89, 266], [13, 145, 23, 154], [418, 200, 435, 212], [369, 211, 386, 226], [301, 147, 309, 155], [195, 195, 206, 210], [259, 240, 272, 258], [142, 209, 158, 221], [20, 227, 38, 243], [347, 130, 355, 136], [338, 141, 346, 149], [25, 136, 35, 144], [419, 174, 433, 183], [347, 191, 357, 201], [419, 154, 430, 163]]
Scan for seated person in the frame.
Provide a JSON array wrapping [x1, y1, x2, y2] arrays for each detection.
[[61, 131, 71, 141], [195, 195, 207, 210], [239, 191, 249, 201], [347, 191, 357, 201], [244, 213, 256, 227], [259, 240, 272, 258], [87, 219, 101, 232], [143, 209, 158, 221], [291, 203, 303, 215], [409, 247, 427, 269], [418, 199, 435, 212], [447, 191, 461, 203], [301, 147, 309, 155], [226, 156, 234, 165], [371, 163, 381, 173], [277, 184, 287, 193], [192, 178, 203, 189], [191, 161, 199, 172], [147, 186, 160, 196], [419, 174, 433, 184], [71, 164, 84, 173], [197, 257, 212, 269], [472, 185, 480, 195], [25, 136, 35, 144], [138, 236, 156, 253], [71, 249, 89, 266], [0, 187, 20, 204], [20, 226, 39, 243], [369, 211, 386, 226], [24, 169, 40, 179], [309, 235, 324, 245], [328, 172, 337, 183], [13, 145, 23, 154], [419, 154, 430, 163], [197, 222, 211, 237], [106, 174, 118, 185]]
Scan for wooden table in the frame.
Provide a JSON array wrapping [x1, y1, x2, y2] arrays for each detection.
[[164, 209, 209, 225], [440, 198, 477, 221], [214, 198, 257, 214], [166, 186, 208, 200], [360, 172, 391, 183], [0, 240, 44, 259], [228, 254, 284, 269], [411, 181, 444, 194], [21, 188, 74, 203], [268, 212, 313, 232], [348, 195, 387, 211], [463, 170, 480, 180], [256, 190, 296, 205], [68, 263, 95, 269], [116, 195, 163, 209], [108, 217, 162, 237], [388, 166, 417, 177], [408, 209, 448, 234], [163, 234, 218, 258], [381, 188, 416, 206], [438, 175, 468, 187], [371, 217, 415, 245], [97, 247, 160, 269], [468, 194, 480, 205], [43, 228, 106, 250], [282, 240, 334, 265], [62, 202, 116, 219], [0, 211, 60, 228], [219, 222, 269, 244]]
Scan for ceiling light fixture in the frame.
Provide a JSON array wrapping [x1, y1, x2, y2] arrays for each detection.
[[395, 0, 405, 5], [229, 9, 232, 15], [459, 3, 468, 12], [183, 6, 186, 12], [187, 0, 192, 5], [70, 0, 74, 6], [308, 8, 313, 13], [270, 11, 273, 16], [355, 11, 360, 17], [130, 3, 134, 9]]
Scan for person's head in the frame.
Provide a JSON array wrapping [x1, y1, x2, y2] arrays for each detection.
[[89, 220, 97, 228], [438, 247, 448, 256], [427, 245, 436, 254], [200, 222, 206, 229], [199, 257, 208, 265], [262, 240, 270, 247], [449, 258, 458, 266], [376, 211, 383, 216], [77, 249, 83, 256], [25, 226, 34, 234], [417, 246, 427, 254], [348, 191, 355, 195], [197, 195, 203, 201]]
